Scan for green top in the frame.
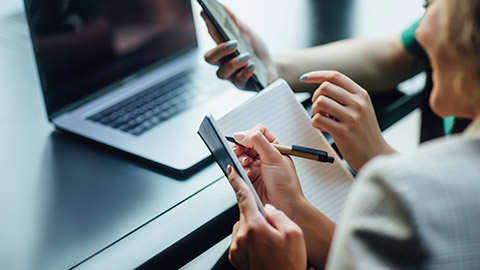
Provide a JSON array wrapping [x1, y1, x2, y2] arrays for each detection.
[[401, 19, 428, 60], [401, 19, 455, 135]]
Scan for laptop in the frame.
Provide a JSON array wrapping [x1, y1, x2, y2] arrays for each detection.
[[23, 0, 254, 176]]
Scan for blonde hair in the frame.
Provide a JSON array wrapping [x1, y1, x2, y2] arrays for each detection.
[[442, 0, 480, 85]]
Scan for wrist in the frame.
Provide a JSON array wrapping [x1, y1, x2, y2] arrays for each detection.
[[292, 199, 336, 269], [375, 139, 397, 158]]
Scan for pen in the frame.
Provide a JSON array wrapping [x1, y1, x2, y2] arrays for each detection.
[[226, 136, 334, 163]]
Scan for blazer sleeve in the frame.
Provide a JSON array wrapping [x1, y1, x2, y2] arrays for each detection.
[[326, 157, 426, 269]]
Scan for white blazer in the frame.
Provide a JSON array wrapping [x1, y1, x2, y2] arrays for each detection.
[[327, 118, 480, 269]]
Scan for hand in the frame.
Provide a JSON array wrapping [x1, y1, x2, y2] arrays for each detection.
[[231, 124, 308, 219], [227, 165, 307, 270], [232, 124, 337, 269], [201, 7, 278, 90], [302, 71, 396, 172]]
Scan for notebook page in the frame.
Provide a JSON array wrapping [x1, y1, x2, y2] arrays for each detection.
[[217, 80, 354, 222]]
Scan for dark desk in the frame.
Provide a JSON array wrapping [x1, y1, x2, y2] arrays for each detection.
[[0, 1, 424, 269]]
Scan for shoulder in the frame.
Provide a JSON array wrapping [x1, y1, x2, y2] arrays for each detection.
[[359, 135, 480, 193], [327, 136, 480, 269], [353, 135, 480, 267]]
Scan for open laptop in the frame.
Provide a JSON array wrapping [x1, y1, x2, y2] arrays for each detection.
[[23, 0, 254, 176]]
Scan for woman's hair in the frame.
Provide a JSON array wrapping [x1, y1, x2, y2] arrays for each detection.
[[443, 0, 480, 77]]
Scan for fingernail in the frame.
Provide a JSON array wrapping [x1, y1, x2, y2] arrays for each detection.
[[246, 62, 255, 71], [227, 164, 232, 174], [233, 132, 246, 141], [226, 40, 238, 50], [245, 167, 251, 176], [265, 204, 276, 210], [240, 156, 248, 164], [238, 53, 250, 63], [300, 73, 309, 82]]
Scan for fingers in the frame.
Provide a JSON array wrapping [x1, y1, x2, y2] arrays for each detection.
[[216, 53, 251, 80], [238, 153, 253, 167], [301, 70, 362, 95], [246, 159, 262, 182], [311, 113, 344, 135], [232, 143, 258, 165], [311, 95, 346, 121], [227, 165, 262, 221], [232, 62, 255, 88], [233, 124, 282, 164], [204, 41, 238, 66], [311, 81, 355, 107]]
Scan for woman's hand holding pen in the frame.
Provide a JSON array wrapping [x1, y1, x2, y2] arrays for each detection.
[[201, 7, 278, 90], [230, 124, 337, 268], [302, 71, 397, 172], [230, 124, 308, 218]]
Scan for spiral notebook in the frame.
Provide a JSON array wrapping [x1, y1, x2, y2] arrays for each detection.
[[215, 79, 355, 222]]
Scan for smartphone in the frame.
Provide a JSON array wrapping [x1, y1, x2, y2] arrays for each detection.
[[198, 115, 266, 217], [197, 0, 270, 90]]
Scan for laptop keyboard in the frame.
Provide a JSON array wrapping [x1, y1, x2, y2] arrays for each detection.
[[88, 70, 223, 136]]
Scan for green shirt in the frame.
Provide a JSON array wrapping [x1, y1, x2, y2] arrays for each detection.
[[401, 19, 455, 135], [401, 19, 428, 60]]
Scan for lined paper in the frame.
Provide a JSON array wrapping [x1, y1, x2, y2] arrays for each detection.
[[217, 80, 354, 222]]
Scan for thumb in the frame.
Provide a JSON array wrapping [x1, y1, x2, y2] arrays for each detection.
[[227, 165, 262, 221]]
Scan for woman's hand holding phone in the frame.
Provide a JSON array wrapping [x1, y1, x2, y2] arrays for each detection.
[[201, 7, 278, 90]]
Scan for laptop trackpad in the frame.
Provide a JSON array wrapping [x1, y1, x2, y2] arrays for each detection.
[[129, 90, 254, 173]]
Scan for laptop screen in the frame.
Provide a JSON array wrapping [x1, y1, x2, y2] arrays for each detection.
[[24, 0, 197, 117]]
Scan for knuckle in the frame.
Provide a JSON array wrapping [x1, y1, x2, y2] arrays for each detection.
[[319, 82, 331, 94], [315, 96, 328, 107], [351, 112, 360, 122], [203, 53, 211, 63], [204, 51, 214, 63], [216, 68, 227, 80], [344, 111, 356, 123], [253, 123, 266, 131], [358, 88, 369, 98], [311, 118, 321, 128], [228, 246, 238, 262], [250, 130, 263, 141], [351, 99, 363, 110], [245, 222, 262, 237], [236, 232, 247, 244], [232, 221, 239, 231], [235, 189, 249, 204], [235, 72, 248, 86], [328, 71, 342, 82], [285, 226, 301, 237]]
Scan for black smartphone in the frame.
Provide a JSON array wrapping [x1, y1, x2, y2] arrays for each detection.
[[197, 0, 270, 90], [198, 115, 266, 217]]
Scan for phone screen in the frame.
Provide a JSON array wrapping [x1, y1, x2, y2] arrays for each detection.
[[198, 0, 270, 89]]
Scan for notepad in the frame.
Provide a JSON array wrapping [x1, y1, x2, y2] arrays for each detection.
[[215, 79, 354, 222]]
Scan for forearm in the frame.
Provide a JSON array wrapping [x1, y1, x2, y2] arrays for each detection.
[[292, 199, 336, 269], [274, 36, 425, 94]]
